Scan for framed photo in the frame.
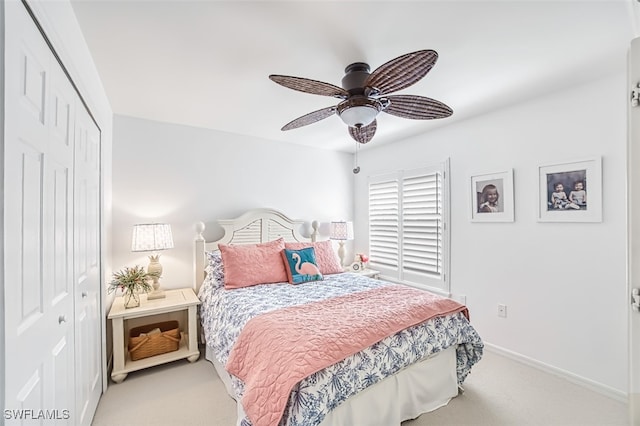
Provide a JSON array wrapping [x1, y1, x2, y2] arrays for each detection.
[[470, 169, 514, 222], [537, 157, 602, 222]]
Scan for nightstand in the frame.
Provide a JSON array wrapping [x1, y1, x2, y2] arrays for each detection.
[[352, 268, 381, 279], [108, 288, 200, 383]]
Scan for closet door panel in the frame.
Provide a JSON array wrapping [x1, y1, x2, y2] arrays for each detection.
[[46, 60, 76, 426], [17, 145, 45, 323], [49, 59, 75, 310], [5, 1, 52, 415], [74, 106, 102, 426], [4, 2, 76, 423], [51, 335, 72, 424], [20, 42, 47, 127]]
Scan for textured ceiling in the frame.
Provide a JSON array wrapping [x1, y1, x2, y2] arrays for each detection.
[[71, 0, 635, 152]]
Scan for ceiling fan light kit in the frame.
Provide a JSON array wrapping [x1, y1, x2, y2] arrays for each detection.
[[337, 97, 383, 128], [269, 49, 453, 145]]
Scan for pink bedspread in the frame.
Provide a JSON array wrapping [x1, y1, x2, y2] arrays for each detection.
[[225, 284, 468, 426]]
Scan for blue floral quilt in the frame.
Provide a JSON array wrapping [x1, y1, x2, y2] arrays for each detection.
[[199, 271, 483, 426]]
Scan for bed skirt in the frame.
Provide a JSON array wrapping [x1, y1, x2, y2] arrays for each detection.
[[206, 344, 458, 426]]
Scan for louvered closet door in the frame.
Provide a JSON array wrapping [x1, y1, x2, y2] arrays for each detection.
[[4, 1, 75, 422]]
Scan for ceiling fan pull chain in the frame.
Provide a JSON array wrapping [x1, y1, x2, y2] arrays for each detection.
[[353, 142, 361, 174]]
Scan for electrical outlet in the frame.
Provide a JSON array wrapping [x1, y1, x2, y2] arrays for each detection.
[[498, 304, 507, 318]]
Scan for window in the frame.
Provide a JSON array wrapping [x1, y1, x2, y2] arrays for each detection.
[[368, 161, 449, 294]]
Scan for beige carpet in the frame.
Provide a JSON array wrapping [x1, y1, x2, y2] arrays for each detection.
[[92, 349, 628, 426]]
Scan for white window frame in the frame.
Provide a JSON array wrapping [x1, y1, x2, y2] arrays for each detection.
[[368, 160, 450, 295]]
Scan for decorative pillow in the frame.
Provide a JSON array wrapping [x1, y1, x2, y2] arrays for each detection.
[[219, 238, 288, 289], [284, 240, 343, 274], [281, 247, 323, 284], [205, 251, 224, 288]]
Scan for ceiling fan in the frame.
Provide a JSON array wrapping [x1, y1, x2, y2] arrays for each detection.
[[269, 49, 453, 145]]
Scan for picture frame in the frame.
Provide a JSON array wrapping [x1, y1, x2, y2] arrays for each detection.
[[470, 169, 514, 222], [537, 157, 602, 222]]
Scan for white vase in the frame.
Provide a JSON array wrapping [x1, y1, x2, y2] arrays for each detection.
[[124, 292, 140, 309]]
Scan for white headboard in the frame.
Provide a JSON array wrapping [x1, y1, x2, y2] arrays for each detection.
[[194, 208, 318, 292]]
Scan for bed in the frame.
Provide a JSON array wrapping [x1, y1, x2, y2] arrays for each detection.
[[194, 208, 483, 426]]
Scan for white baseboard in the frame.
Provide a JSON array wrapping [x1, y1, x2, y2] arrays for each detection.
[[484, 342, 627, 403]]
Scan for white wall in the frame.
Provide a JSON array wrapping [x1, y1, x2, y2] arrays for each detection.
[[112, 115, 354, 291], [354, 71, 628, 395]]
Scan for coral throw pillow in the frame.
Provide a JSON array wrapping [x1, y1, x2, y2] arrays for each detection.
[[281, 247, 323, 284], [219, 238, 288, 289], [285, 240, 343, 275]]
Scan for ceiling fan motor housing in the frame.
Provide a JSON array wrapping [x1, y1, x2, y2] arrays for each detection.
[[341, 62, 370, 95]]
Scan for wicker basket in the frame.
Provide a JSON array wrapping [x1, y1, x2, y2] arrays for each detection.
[[128, 321, 180, 361]]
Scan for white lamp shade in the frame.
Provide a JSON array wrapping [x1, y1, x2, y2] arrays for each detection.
[[330, 221, 354, 241], [131, 223, 174, 252]]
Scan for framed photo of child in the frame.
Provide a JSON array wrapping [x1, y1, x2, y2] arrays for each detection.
[[537, 157, 602, 222], [470, 169, 514, 222]]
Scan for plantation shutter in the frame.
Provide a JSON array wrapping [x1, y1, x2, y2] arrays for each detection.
[[368, 162, 448, 292], [402, 170, 442, 282], [368, 175, 399, 270]]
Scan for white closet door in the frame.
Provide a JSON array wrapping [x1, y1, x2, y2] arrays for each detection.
[[73, 105, 102, 426], [4, 1, 75, 423], [628, 36, 640, 425]]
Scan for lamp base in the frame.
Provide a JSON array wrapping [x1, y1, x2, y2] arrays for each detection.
[[338, 241, 346, 268], [147, 288, 165, 300], [146, 257, 165, 299]]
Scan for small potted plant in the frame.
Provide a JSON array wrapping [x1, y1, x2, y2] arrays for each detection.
[[108, 265, 158, 308]]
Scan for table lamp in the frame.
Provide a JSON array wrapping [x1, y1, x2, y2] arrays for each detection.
[[131, 223, 174, 299], [330, 221, 354, 267]]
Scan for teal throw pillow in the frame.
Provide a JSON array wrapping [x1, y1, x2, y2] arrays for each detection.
[[281, 247, 323, 284]]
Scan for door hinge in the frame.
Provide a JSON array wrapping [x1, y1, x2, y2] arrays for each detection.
[[632, 83, 640, 107]]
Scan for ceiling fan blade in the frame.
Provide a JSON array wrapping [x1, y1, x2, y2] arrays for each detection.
[[383, 95, 453, 119], [365, 50, 438, 95], [348, 120, 377, 144], [270, 75, 349, 98], [281, 106, 337, 130]]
